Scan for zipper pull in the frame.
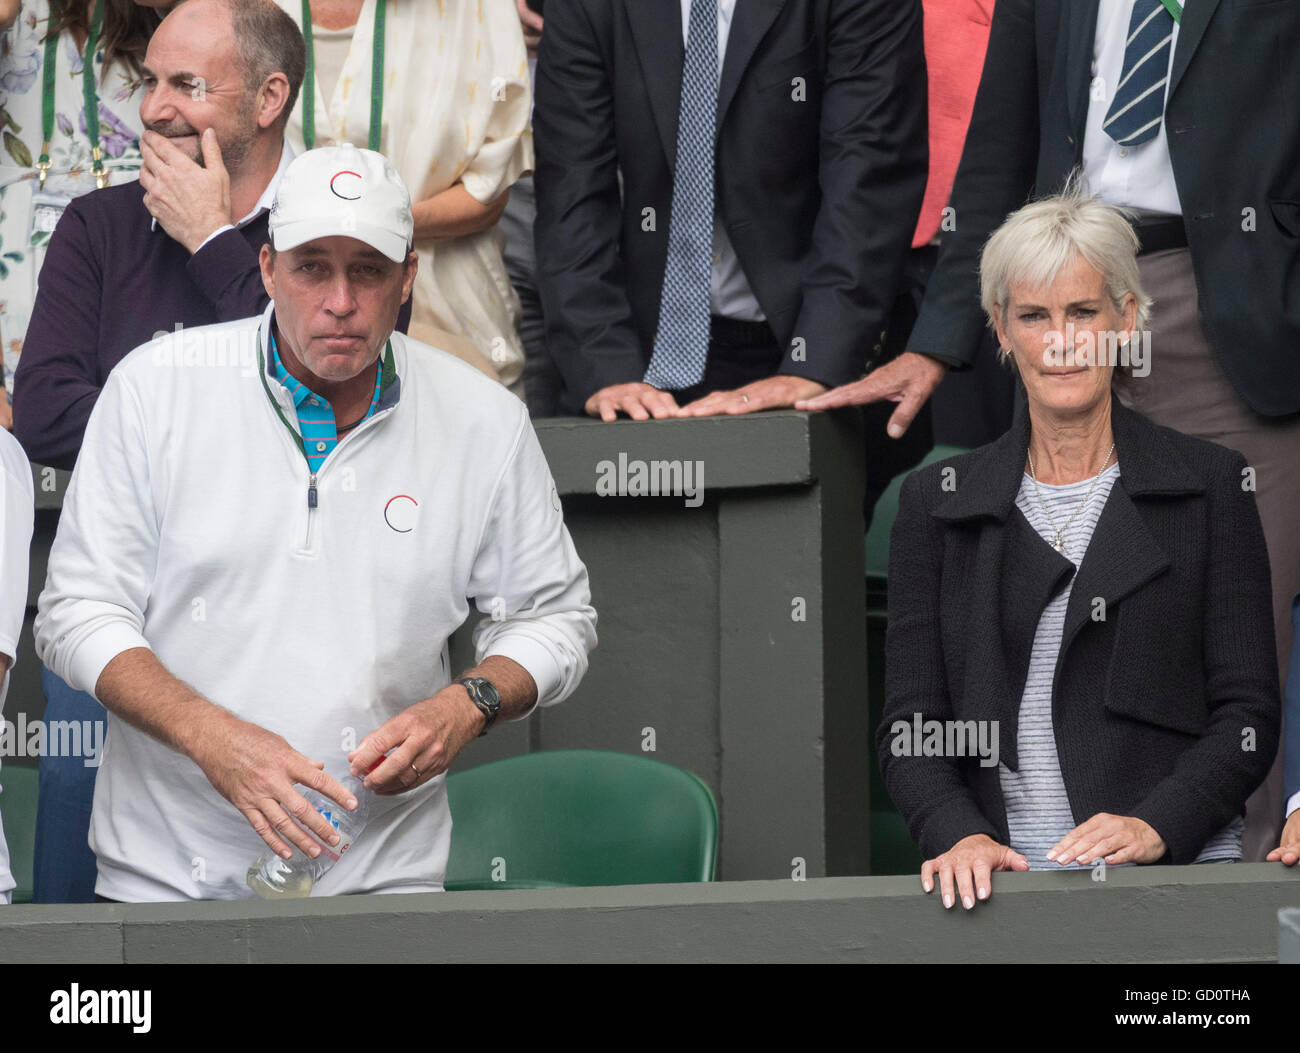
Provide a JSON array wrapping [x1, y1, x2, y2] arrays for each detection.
[[308, 473, 318, 509]]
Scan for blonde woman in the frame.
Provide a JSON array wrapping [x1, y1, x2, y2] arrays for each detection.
[[881, 185, 1279, 910]]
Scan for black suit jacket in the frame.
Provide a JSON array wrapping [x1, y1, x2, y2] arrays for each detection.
[[880, 394, 1280, 864], [533, 0, 928, 410], [907, 0, 1300, 416]]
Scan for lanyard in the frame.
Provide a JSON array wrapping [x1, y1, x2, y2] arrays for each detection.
[[301, 0, 386, 152], [1159, 0, 1183, 24], [38, 0, 107, 190]]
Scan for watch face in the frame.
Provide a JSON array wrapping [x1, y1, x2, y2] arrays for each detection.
[[464, 677, 500, 711]]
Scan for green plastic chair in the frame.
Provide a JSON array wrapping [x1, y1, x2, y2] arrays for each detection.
[[0, 764, 38, 904], [444, 749, 718, 890], [864, 444, 969, 581]]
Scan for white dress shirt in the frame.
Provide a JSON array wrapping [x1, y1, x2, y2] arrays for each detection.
[[1082, 0, 1183, 216], [681, 0, 766, 322]]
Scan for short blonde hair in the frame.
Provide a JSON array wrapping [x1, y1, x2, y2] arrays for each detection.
[[979, 173, 1153, 364]]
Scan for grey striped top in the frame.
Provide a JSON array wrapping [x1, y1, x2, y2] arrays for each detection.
[[1000, 462, 1243, 868]]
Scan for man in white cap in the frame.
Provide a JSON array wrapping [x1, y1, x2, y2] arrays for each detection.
[[34, 145, 597, 902]]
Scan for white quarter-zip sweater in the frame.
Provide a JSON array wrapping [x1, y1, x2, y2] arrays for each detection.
[[35, 302, 597, 902]]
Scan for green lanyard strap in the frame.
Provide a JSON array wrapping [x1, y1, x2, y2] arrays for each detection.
[[38, 0, 106, 189], [301, 0, 386, 152]]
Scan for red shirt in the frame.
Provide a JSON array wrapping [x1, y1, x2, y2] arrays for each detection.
[[913, 0, 996, 248]]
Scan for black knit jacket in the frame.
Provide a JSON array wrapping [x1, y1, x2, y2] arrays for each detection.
[[880, 393, 1280, 864]]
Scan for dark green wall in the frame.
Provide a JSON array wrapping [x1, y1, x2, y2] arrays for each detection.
[[3, 865, 1299, 963]]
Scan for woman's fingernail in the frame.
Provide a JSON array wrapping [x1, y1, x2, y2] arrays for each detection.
[[943, 894, 953, 909]]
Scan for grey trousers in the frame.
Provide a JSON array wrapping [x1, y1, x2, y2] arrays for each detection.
[[1116, 247, 1300, 861]]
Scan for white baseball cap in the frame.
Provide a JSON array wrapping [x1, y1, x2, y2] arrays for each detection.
[[269, 143, 414, 262]]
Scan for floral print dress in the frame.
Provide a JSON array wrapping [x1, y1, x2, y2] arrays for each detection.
[[0, 2, 145, 395]]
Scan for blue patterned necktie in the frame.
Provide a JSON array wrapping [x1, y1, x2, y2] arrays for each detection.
[[1103, 0, 1177, 147], [643, 0, 717, 391]]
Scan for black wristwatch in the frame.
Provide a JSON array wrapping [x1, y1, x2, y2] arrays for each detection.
[[455, 676, 501, 736]]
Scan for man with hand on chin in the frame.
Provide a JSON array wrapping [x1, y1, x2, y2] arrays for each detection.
[[12, 0, 327, 471], [34, 144, 596, 902]]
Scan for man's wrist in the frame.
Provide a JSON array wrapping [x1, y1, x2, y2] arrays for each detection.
[[590, 376, 652, 396], [191, 222, 235, 256], [907, 347, 961, 371], [176, 699, 235, 766], [432, 682, 489, 738]]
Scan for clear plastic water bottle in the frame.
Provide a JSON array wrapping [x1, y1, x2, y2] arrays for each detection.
[[246, 769, 372, 899]]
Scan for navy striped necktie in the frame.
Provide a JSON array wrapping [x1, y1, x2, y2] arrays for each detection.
[[644, 0, 717, 391], [1103, 0, 1178, 147]]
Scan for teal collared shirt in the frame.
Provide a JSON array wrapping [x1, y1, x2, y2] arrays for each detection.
[[268, 327, 383, 472]]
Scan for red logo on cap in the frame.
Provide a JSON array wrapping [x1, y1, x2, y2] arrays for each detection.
[[329, 170, 362, 200]]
